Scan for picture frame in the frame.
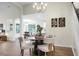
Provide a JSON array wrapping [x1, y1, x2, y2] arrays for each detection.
[[59, 17, 65, 27], [0, 24, 3, 30], [51, 18, 57, 27], [10, 24, 13, 31]]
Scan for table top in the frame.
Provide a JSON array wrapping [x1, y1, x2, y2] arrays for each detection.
[[28, 36, 35, 40], [28, 36, 44, 40]]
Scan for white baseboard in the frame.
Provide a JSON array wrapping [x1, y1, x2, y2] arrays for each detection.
[[55, 44, 72, 48]]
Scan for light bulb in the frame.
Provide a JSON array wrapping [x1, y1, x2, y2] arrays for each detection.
[[43, 6, 46, 10], [34, 2, 37, 5], [33, 2, 47, 12], [33, 5, 35, 8], [45, 3, 47, 6]]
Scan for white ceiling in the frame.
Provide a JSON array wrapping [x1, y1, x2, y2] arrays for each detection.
[[18, 2, 32, 6], [0, 2, 33, 20], [0, 2, 21, 20]]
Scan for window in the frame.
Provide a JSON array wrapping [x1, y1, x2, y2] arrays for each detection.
[[16, 24, 20, 33], [28, 24, 36, 33]]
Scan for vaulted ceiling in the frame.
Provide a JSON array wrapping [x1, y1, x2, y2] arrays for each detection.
[[17, 2, 32, 6], [0, 2, 20, 20], [0, 2, 32, 20], [1, 2, 79, 20]]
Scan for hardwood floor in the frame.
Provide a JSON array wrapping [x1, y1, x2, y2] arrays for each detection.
[[0, 40, 74, 56], [54, 46, 74, 56], [0, 40, 20, 56]]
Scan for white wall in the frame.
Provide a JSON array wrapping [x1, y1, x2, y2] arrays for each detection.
[[43, 2, 74, 47], [22, 13, 46, 35], [71, 3, 79, 55], [0, 19, 15, 41], [23, 2, 75, 48], [44, 2, 79, 55], [0, 2, 21, 19], [0, 19, 21, 41], [0, 2, 21, 41]]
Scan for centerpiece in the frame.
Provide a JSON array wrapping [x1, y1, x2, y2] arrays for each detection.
[[37, 25, 43, 36]]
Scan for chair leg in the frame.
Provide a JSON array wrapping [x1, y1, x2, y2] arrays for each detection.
[[31, 48, 33, 56], [29, 48, 34, 56], [29, 48, 32, 56], [38, 50, 40, 56], [21, 49, 24, 56], [53, 45, 55, 55], [29, 48, 31, 56], [45, 52, 47, 56]]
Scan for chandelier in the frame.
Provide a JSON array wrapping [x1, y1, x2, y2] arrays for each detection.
[[32, 2, 47, 12]]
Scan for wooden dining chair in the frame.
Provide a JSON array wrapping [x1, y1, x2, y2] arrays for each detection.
[[38, 43, 55, 56], [18, 37, 24, 56], [38, 35, 55, 56], [47, 43, 55, 56], [18, 37, 34, 56]]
